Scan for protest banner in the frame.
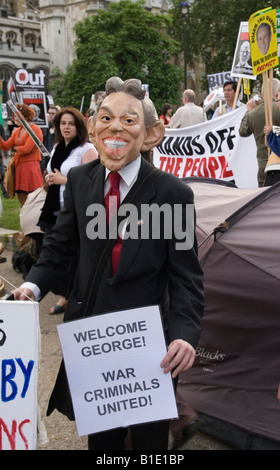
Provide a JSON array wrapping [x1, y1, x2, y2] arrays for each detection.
[[0, 300, 39, 450], [153, 106, 258, 189], [57, 305, 178, 437], [14, 68, 48, 128], [249, 8, 278, 76], [231, 22, 256, 80]]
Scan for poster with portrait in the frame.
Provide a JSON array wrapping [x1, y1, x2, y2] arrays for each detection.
[[249, 8, 279, 76], [277, 9, 280, 63], [20, 91, 48, 127], [15, 68, 48, 128], [231, 22, 256, 79]]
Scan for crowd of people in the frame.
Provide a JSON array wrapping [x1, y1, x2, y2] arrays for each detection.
[[160, 78, 280, 188], [1, 73, 280, 450]]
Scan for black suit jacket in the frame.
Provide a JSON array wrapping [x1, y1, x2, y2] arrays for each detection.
[[28, 157, 204, 344], [26, 157, 204, 416]]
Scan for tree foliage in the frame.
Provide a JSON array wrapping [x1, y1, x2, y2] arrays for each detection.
[[170, 0, 280, 90], [49, 0, 183, 113]]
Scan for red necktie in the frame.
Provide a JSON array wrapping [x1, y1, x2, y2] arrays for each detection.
[[104, 172, 122, 275]]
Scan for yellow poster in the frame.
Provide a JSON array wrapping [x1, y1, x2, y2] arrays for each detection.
[[249, 8, 279, 75], [243, 78, 251, 95]]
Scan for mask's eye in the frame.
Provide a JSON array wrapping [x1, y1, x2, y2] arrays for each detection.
[[100, 115, 111, 122]]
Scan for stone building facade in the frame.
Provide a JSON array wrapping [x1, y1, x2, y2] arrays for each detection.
[[0, 0, 49, 103], [0, 0, 201, 113], [39, 0, 171, 76]]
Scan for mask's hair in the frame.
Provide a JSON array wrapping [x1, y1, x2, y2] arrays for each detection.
[[98, 76, 159, 129]]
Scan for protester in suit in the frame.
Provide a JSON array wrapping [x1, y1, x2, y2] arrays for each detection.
[[39, 106, 98, 315], [169, 89, 206, 128], [13, 77, 204, 450]]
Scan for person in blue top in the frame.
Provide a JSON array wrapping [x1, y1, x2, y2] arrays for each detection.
[[264, 91, 280, 186]]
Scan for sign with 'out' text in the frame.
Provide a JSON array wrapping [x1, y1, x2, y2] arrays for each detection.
[[0, 301, 39, 450], [57, 305, 178, 436]]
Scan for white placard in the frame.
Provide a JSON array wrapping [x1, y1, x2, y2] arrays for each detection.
[[0, 301, 39, 450], [57, 305, 178, 436]]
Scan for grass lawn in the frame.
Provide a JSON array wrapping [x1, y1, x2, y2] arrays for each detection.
[[0, 195, 21, 231]]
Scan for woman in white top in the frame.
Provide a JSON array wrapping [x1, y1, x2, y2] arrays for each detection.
[[38, 106, 98, 314]]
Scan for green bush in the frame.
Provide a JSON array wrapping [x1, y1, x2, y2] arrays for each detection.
[[0, 196, 21, 231]]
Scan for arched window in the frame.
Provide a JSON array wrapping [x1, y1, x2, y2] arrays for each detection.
[[25, 33, 37, 51], [6, 30, 17, 49]]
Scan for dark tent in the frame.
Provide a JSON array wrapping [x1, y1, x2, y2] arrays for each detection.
[[175, 178, 280, 450]]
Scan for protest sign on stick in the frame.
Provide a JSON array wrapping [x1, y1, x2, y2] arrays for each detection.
[[249, 8, 278, 128], [231, 22, 256, 80], [203, 87, 224, 112], [232, 77, 242, 111], [7, 100, 50, 158], [243, 78, 251, 98], [0, 300, 39, 450], [15, 68, 48, 128], [57, 305, 178, 437], [207, 71, 238, 93], [7, 78, 19, 105], [249, 8, 278, 76]]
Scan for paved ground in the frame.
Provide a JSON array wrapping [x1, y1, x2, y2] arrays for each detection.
[[0, 233, 232, 451]]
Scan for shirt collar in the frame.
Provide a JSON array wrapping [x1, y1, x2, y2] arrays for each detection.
[[226, 99, 241, 111], [105, 155, 141, 185]]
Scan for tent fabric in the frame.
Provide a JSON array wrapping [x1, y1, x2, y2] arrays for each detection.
[[176, 178, 280, 449]]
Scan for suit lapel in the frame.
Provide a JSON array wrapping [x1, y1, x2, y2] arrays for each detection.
[[84, 159, 105, 206]]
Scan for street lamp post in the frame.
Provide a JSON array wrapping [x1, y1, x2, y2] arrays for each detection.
[[180, 1, 190, 90]]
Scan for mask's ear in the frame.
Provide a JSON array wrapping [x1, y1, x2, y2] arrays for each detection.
[[87, 116, 96, 144], [141, 122, 165, 152]]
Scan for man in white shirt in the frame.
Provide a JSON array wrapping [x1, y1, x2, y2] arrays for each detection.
[[169, 89, 206, 128], [212, 80, 245, 119]]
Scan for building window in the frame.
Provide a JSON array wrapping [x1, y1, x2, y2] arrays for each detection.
[[6, 30, 17, 48], [25, 33, 37, 51]]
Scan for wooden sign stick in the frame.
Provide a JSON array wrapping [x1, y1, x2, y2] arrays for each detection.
[[232, 77, 242, 110]]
